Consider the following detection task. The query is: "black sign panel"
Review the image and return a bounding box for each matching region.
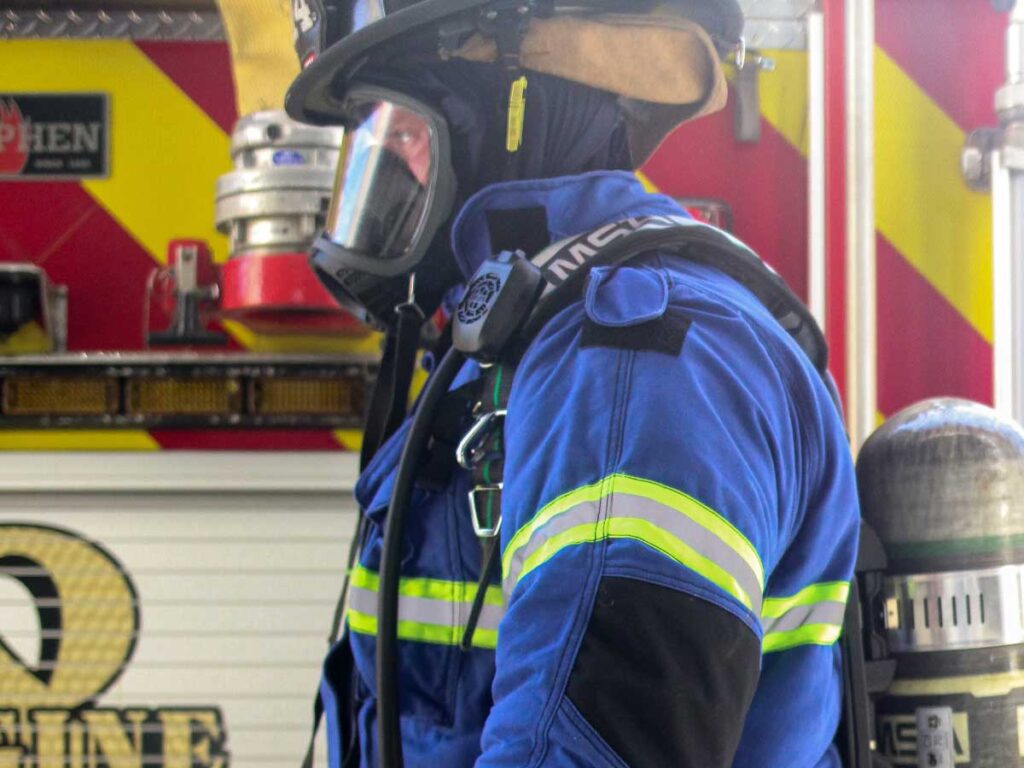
[0,94,109,179]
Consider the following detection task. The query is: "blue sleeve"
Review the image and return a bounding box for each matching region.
[476,262,850,767]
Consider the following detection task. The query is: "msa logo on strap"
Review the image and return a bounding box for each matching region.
[530,214,759,286]
[533,215,698,283]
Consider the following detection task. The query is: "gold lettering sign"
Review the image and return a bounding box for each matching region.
[0,524,229,767]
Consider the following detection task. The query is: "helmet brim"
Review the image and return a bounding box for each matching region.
[286,0,743,126]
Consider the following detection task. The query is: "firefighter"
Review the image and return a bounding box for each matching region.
[287,1,860,766]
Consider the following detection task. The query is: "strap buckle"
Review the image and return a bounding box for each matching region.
[455,409,507,470]
[468,484,503,538]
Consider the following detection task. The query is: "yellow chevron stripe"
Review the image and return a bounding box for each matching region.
[874,48,992,342]
[221,321,384,355]
[0,322,52,355]
[333,429,363,450]
[756,48,992,343]
[0,430,159,451]
[758,50,809,157]
[0,41,230,265]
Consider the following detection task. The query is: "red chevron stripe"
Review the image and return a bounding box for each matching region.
[876,0,1004,133]
[877,234,992,415]
[0,183,170,350]
[0,182,97,263]
[643,102,809,300]
[135,41,238,134]
[0,182,237,351]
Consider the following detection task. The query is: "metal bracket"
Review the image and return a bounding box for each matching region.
[962,127,1003,191]
[732,51,776,143]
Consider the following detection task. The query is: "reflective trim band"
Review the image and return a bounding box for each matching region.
[502,474,764,613]
[761,623,843,654]
[346,565,503,650]
[761,582,850,653]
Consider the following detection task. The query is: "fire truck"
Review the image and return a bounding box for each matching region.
[0,0,1018,766]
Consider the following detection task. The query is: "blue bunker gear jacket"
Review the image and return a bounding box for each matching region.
[320,170,860,768]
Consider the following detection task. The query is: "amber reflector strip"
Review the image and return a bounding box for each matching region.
[4,377,117,416]
[127,378,240,416]
[253,378,358,416]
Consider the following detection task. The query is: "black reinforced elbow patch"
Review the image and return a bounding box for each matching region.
[566,576,761,768]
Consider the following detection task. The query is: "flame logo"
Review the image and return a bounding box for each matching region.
[0,100,28,175]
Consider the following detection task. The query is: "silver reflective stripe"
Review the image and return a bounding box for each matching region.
[762,599,847,635]
[503,492,764,615]
[348,585,505,632]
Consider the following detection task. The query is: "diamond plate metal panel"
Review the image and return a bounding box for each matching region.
[1,3,809,47]
[740,0,816,20]
[741,0,813,48]
[0,8,224,39]
[744,19,808,49]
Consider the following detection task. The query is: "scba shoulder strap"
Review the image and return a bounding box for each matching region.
[452,215,830,556]
[452,216,889,768]
[452,213,830,645]
[453,214,828,374]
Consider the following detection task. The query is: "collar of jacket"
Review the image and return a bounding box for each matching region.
[450,170,689,279]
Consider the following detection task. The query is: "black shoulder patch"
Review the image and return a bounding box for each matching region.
[486,207,550,256]
[580,315,690,356]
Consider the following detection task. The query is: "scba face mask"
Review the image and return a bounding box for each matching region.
[311,85,456,328]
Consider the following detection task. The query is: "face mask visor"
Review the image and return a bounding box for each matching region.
[314,87,455,281]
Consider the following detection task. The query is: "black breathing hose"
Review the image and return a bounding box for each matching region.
[376,348,467,768]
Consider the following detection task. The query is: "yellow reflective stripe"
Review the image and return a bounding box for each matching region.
[347,609,499,650]
[503,474,764,589]
[762,623,843,654]
[503,478,607,576]
[347,565,503,650]
[761,581,850,653]
[614,475,764,588]
[762,582,850,619]
[517,518,756,611]
[350,565,503,607]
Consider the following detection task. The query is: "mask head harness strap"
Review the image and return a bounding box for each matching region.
[361,274,426,470]
[478,3,533,179]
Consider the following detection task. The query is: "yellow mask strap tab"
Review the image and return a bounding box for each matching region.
[506,75,528,153]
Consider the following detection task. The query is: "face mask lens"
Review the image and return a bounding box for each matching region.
[324,97,437,267]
